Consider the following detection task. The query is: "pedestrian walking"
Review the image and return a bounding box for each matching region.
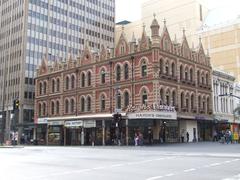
[134,133,139,146]
[181,129,185,143]
[186,132,189,142]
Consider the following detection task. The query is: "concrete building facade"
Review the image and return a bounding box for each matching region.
[0,0,115,143]
[35,17,213,146]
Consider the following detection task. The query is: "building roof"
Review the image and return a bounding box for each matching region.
[116,20,131,25]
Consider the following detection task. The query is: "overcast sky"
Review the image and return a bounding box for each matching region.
[115,0,240,23]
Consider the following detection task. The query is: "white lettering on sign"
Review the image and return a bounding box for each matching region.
[65,120,83,127]
[128,111,177,120]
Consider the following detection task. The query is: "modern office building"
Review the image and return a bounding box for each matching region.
[116,0,209,46]
[0,0,115,143]
[35,16,213,146]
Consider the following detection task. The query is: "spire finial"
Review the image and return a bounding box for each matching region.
[163,18,166,25]
[121,25,124,32]
[183,28,185,35]
[153,13,156,19]
[199,36,202,42]
[143,23,146,30]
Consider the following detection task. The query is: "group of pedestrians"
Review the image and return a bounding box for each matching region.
[217,130,233,144]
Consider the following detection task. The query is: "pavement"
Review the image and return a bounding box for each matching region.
[0,142,240,180]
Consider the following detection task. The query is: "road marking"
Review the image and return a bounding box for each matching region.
[92,166,106,170]
[146,175,163,180]
[209,163,221,167]
[232,159,240,162]
[111,163,124,167]
[224,160,231,164]
[183,168,196,172]
[165,173,174,177]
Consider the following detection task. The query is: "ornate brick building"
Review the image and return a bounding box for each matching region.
[35,17,213,145]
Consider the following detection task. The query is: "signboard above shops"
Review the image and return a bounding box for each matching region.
[84,120,96,128]
[37,118,48,124]
[127,111,177,120]
[65,120,83,127]
[48,121,64,126]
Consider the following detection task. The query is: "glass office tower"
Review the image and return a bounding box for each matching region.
[0,0,115,142]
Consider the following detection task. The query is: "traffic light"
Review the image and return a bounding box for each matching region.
[13,99,20,110]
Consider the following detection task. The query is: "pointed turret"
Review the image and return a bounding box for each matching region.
[130,32,137,53]
[151,13,160,47]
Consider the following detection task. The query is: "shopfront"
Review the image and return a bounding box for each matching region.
[35,118,48,145]
[127,110,178,144]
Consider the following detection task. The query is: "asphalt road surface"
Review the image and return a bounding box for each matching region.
[1,142,240,180]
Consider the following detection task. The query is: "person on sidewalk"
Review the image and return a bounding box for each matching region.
[181,129,185,143]
[186,132,189,142]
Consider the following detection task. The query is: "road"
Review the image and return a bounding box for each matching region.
[0,142,240,180]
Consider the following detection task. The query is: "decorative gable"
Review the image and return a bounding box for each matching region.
[39,58,48,75]
[181,29,191,59]
[100,45,107,61]
[139,24,150,51]
[115,29,129,57]
[160,22,172,52]
[81,41,93,66]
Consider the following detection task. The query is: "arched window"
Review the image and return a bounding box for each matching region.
[43,81,47,94]
[51,79,55,93]
[197,71,200,85]
[141,60,147,77]
[71,75,75,89]
[65,99,69,113]
[159,59,163,75]
[38,103,42,116]
[66,76,69,90]
[124,91,129,108]
[87,96,91,111]
[116,91,121,109]
[172,91,176,106]
[198,96,201,110]
[181,92,184,109]
[51,101,55,115]
[101,95,105,111]
[160,89,164,105]
[124,64,129,80]
[56,79,60,92]
[190,68,193,82]
[116,65,121,81]
[70,99,75,113]
[191,94,194,109]
[185,67,188,80]
[207,97,210,112]
[142,89,148,105]
[39,82,43,95]
[81,73,85,87]
[165,62,169,75]
[206,73,209,85]
[185,94,189,112]
[43,103,46,116]
[81,97,85,112]
[202,98,206,113]
[56,101,60,114]
[201,73,205,84]
[180,65,183,80]
[171,62,175,77]
[101,69,105,84]
[87,71,91,86]
[166,91,170,106]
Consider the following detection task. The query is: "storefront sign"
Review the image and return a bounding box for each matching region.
[48,121,64,126]
[65,120,83,127]
[83,120,96,128]
[128,111,177,120]
[37,118,48,124]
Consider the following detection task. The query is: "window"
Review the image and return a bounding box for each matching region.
[181,92,184,108]
[207,97,209,112]
[65,99,69,113]
[116,65,121,81]
[159,59,163,75]
[101,95,105,111]
[43,81,47,94]
[198,96,201,110]
[124,91,129,108]
[66,76,69,90]
[38,103,41,116]
[186,95,189,111]
[191,94,194,109]
[141,61,147,77]
[160,89,164,105]
[81,73,85,87]
[171,62,175,77]
[43,103,46,116]
[142,89,148,105]
[190,68,193,81]
[56,79,60,92]
[71,75,75,89]
[56,101,60,114]
[124,64,129,80]
[51,79,55,93]
[87,71,91,86]
[166,90,170,106]
[165,62,169,75]
[101,69,105,84]
[172,91,176,106]
[87,96,91,111]
[117,91,121,109]
[197,71,200,85]
[180,65,183,80]
[206,73,209,85]
[51,101,54,115]
[70,99,75,113]
[185,67,188,80]
[39,82,43,95]
[81,97,85,112]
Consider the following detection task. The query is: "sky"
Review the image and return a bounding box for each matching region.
[115,0,240,24]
